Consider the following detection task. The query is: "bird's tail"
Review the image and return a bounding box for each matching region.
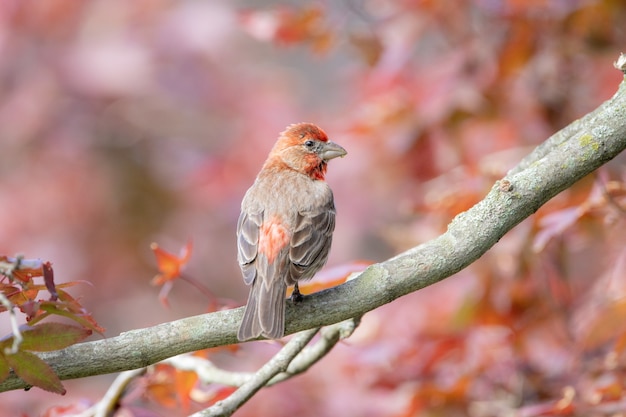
[237,280,287,341]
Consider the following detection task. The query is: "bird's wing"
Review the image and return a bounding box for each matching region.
[236,209,262,285]
[288,198,336,282]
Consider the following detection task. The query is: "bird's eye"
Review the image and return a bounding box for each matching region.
[304,140,315,148]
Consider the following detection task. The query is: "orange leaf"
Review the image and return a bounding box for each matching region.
[239,6,334,54]
[151,241,193,286]
[146,364,212,409]
[34,294,105,334]
[174,369,198,411]
[579,298,626,351]
[592,379,623,402]
[289,261,371,295]
[194,345,240,357]
[1,284,40,308]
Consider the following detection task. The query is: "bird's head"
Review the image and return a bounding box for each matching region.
[267,123,347,180]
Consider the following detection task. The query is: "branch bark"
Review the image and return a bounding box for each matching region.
[1,75,625,394]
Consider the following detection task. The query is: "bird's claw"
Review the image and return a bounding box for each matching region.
[291,284,304,303]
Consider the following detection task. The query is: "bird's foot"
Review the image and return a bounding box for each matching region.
[291,283,304,303]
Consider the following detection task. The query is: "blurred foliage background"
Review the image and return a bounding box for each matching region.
[1,0,626,416]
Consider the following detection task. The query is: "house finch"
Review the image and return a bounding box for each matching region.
[237,123,347,341]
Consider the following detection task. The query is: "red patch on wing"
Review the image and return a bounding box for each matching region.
[258,218,291,264]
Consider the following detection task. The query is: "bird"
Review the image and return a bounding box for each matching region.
[236,123,346,341]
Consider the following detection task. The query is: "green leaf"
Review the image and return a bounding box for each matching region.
[5,350,65,394]
[39,295,105,334]
[20,323,92,352]
[0,354,10,382]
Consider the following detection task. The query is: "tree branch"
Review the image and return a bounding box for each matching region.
[267,317,359,385]
[191,328,320,417]
[163,317,359,389]
[1,73,625,394]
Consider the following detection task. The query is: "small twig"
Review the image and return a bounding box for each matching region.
[0,292,23,355]
[190,328,320,417]
[73,368,147,417]
[164,355,249,387]
[95,368,146,417]
[268,317,360,385]
[180,274,218,302]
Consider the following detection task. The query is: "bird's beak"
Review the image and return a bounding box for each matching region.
[319,141,347,161]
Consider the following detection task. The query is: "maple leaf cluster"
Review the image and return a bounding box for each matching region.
[0,257,103,394]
